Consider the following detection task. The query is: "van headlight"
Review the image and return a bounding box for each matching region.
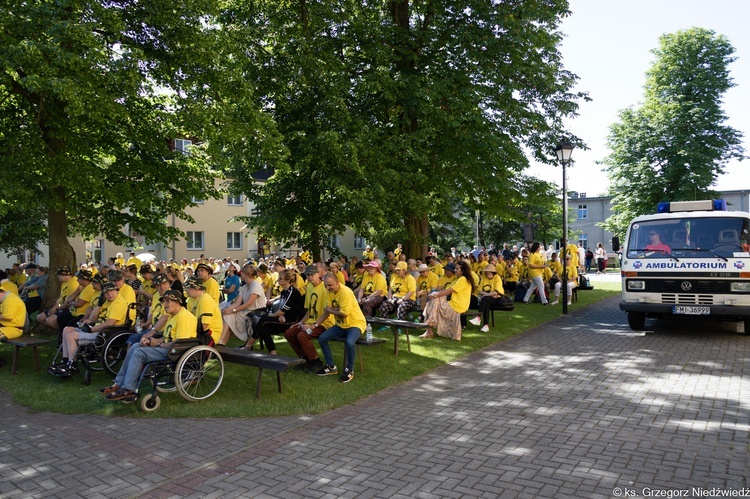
[730,282,750,292]
[627,280,645,291]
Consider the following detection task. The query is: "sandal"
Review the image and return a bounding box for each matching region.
[99,384,120,395]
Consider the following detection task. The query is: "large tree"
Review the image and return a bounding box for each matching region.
[602,27,745,237]
[0,0,278,303]
[227,0,586,260]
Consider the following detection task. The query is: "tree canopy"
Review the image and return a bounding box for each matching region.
[602,27,745,237]
[227,0,586,260]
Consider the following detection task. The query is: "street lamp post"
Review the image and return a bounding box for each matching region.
[555,140,574,314]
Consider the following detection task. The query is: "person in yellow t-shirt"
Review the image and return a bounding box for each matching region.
[467,264,506,332]
[356,260,387,317]
[415,263,439,318]
[185,276,222,344]
[427,255,444,277]
[284,265,336,372]
[55,270,95,333]
[125,251,142,270]
[564,240,580,270]
[378,261,417,320]
[0,283,26,341]
[37,266,81,333]
[437,262,457,290]
[420,260,475,341]
[313,274,367,382]
[522,242,550,305]
[0,270,19,295]
[102,289,198,402]
[504,255,520,292]
[551,254,579,306]
[52,282,129,376]
[257,263,275,300]
[109,270,137,325]
[195,263,220,304]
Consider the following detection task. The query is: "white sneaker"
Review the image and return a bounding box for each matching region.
[469,315,481,326]
[567,302,572,306]
[550,300,559,305]
[480,325,489,333]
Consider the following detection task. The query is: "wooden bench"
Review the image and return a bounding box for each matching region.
[571,285,594,303]
[367,317,429,355]
[330,336,386,372]
[215,346,305,400]
[2,336,51,375]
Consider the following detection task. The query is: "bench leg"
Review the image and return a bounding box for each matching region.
[33,346,42,372]
[356,345,363,372]
[255,367,264,400]
[12,345,21,375]
[277,371,283,394]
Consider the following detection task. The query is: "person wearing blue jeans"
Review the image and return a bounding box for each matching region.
[101,290,197,401]
[312,274,366,383]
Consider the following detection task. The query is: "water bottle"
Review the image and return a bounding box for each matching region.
[366,324,373,343]
[135,317,143,334]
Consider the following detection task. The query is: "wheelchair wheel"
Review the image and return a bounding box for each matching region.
[155,372,177,393]
[101,331,131,376]
[174,345,224,401]
[140,393,161,412]
[83,369,92,386]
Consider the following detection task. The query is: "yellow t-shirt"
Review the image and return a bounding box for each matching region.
[164,307,198,342]
[429,262,445,277]
[269,272,281,298]
[389,274,416,299]
[259,273,275,296]
[0,292,26,339]
[529,253,545,279]
[1,280,19,296]
[187,293,222,344]
[295,273,307,297]
[72,283,95,316]
[549,260,562,277]
[304,281,335,329]
[437,274,456,290]
[360,273,387,296]
[126,257,143,270]
[478,275,504,296]
[10,272,26,287]
[565,244,579,269]
[149,291,166,332]
[203,277,220,303]
[118,283,137,323]
[326,285,366,333]
[448,276,472,314]
[59,277,80,305]
[98,295,128,326]
[416,272,439,294]
[505,263,519,283]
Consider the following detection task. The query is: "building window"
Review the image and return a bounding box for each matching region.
[578,204,588,220]
[175,139,192,155]
[329,235,340,250]
[191,196,204,204]
[227,232,243,250]
[228,194,243,206]
[354,234,366,250]
[579,233,588,249]
[186,231,204,250]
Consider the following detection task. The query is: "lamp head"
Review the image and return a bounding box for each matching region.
[555,140,574,163]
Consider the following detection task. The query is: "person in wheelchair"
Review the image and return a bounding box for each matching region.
[50,281,129,376]
[102,289,197,402]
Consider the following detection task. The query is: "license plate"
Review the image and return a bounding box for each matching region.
[673,306,710,315]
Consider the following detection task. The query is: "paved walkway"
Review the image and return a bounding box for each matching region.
[2,295,749,498]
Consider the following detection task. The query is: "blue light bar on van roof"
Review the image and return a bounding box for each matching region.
[657,200,727,213]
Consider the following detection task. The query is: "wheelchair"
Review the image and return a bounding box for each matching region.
[132,318,224,412]
[48,304,137,385]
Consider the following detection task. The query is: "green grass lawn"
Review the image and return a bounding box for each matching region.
[1,282,620,418]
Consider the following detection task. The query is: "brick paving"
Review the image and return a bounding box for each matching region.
[2,295,749,498]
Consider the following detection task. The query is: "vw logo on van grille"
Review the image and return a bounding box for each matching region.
[681,281,693,291]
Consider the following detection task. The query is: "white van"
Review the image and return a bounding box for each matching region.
[620,200,750,333]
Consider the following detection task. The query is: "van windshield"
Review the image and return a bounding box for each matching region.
[626,216,750,259]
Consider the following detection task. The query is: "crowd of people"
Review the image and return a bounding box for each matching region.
[0,239,604,390]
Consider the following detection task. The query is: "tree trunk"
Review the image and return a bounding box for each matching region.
[404,213,429,260]
[43,204,76,310]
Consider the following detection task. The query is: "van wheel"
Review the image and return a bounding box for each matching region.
[628,312,646,331]
[744,318,750,336]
